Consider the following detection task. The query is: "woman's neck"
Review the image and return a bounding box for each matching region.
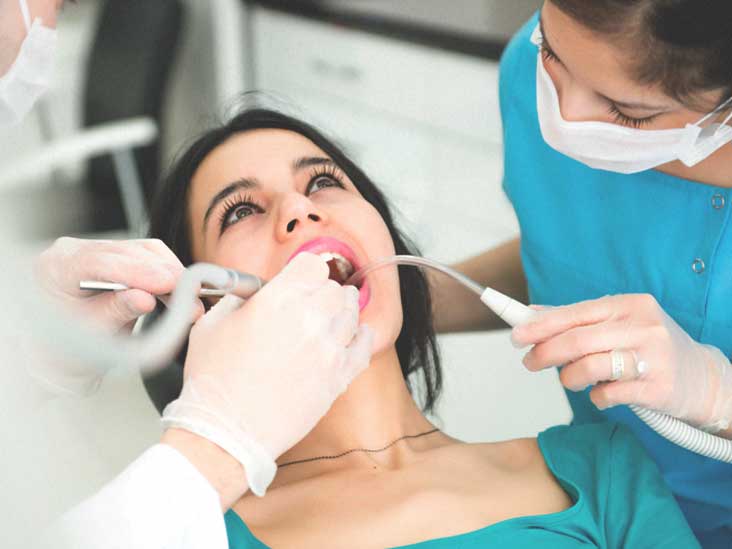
[274,346,444,476]
[656,142,732,187]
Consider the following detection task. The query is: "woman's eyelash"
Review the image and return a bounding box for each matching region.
[307,164,346,193]
[218,193,264,233]
[215,166,345,235]
[607,104,658,129]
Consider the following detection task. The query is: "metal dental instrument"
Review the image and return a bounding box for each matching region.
[80,269,266,299]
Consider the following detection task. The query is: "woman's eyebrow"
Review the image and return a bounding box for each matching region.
[202,177,259,232]
[292,156,335,172]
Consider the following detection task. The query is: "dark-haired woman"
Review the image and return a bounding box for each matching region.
[147,108,696,548]
[432,2,732,545]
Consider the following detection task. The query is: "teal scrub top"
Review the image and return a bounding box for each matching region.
[224,423,697,548]
[500,13,732,546]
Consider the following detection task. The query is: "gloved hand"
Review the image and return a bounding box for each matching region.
[28,237,205,397]
[35,237,204,332]
[161,253,374,496]
[512,294,732,434]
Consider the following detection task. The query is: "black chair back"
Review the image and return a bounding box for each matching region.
[84,0,184,232]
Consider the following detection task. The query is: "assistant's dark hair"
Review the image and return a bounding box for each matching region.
[148,108,442,412]
[550,0,732,110]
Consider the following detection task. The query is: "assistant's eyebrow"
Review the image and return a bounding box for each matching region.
[202,177,260,232]
[292,156,336,172]
[599,93,672,112]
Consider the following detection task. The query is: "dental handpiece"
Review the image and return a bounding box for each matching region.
[346,255,537,327]
[79,268,266,299]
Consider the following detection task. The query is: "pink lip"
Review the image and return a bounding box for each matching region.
[288,237,371,312]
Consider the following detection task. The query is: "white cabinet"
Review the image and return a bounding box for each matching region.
[251,8,571,441]
[253,8,503,145]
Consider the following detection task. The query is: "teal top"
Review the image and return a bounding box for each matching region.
[224,423,697,548]
[500,13,732,547]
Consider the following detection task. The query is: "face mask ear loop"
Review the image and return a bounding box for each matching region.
[715,107,732,136]
[18,0,32,32]
[693,96,732,129]
[530,24,542,47]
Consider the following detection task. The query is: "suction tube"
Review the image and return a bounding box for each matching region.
[347,255,732,463]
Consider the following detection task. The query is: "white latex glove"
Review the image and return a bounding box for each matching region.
[28,237,204,397]
[161,253,374,496]
[512,294,732,434]
[35,237,204,332]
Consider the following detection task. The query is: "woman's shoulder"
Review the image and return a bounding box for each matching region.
[454,422,641,476]
[459,434,547,478]
[463,423,650,494]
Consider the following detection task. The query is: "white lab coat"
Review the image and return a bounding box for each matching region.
[48,444,229,549]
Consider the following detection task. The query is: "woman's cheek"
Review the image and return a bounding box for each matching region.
[363,270,403,356]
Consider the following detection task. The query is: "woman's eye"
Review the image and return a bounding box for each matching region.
[308,175,343,195]
[222,203,260,231]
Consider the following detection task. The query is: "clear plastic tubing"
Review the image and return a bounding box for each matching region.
[348,254,732,463]
[348,255,536,327]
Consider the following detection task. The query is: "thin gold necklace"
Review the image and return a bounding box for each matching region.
[277,428,440,468]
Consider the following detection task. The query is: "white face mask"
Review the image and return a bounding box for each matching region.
[0,0,57,127]
[531,25,732,174]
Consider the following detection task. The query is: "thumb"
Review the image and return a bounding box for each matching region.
[83,289,156,332]
[336,324,374,393]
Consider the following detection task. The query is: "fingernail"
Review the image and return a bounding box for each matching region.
[522,352,533,370]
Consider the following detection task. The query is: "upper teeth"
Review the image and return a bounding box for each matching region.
[319,252,354,280]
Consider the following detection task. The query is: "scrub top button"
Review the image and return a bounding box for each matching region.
[711,194,725,209]
[691,258,706,274]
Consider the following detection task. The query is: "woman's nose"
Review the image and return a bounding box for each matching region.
[276,193,327,240]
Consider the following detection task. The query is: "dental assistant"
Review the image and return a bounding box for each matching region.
[434,1,732,546]
[1,2,373,548]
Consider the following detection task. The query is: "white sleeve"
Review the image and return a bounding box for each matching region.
[47,444,229,549]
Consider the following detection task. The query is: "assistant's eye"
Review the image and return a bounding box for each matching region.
[218,194,264,234]
[539,40,560,64]
[607,103,659,129]
[306,165,346,195]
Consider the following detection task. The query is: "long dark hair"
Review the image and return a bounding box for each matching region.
[549,0,732,110]
[148,108,442,412]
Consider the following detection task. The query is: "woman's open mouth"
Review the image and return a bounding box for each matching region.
[288,237,371,311]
